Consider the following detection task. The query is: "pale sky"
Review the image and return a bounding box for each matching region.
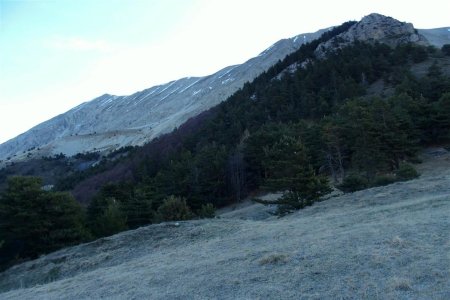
[1,0,449,144]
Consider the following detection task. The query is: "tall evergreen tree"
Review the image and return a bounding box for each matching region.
[0,176,88,268]
[259,135,331,214]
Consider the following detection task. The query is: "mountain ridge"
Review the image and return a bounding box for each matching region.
[2,13,449,164]
[0,29,328,162]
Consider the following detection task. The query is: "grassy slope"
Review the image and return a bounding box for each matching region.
[0,151,449,299]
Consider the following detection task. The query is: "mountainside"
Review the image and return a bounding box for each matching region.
[0,151,449,299]
[0,29,327,162]
[1,13,450,299]
[419,27,450,48]
[1,14,449,163]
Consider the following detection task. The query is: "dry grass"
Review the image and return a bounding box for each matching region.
[0,153,449,299]
[258,254,289,265]
[390,277,413,291]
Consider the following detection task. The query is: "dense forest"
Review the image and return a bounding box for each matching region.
[1,21,450,269]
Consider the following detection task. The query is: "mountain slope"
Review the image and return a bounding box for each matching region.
[2,16,449,163]
[0,151,449,299]
[419,27,450,48]
[0,29,327,161]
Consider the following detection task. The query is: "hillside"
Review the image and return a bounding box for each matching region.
[0,150,449,299]
[0,29,326,162]
[0,18,448,164]
[1,14,450,295]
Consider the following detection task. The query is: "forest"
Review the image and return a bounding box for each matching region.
[1,21,450,269]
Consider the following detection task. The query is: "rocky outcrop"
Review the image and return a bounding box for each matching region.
[315,13,429,58]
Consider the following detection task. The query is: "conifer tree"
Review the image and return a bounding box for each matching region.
[259,136,330,214]
[0,176,88,267]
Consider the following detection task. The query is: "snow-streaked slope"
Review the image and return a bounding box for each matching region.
[419,27,450,48]
[0,152,449,299]
[0,30,327,161]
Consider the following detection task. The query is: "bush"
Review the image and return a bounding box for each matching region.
[90,198,128,237]
[372,174,397,187]
[338,174,368,192]
[442,44,450,56]
[157,196,192,222]
[0,176,90,269]
[396,163,420,181]
[197,203,215,219]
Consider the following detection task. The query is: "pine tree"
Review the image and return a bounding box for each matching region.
[0,176,88,268]
[260,136,331,214]
[89,198,127,237]
[156,195,192,221]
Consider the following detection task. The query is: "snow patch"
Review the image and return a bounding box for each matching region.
[192,89,202,96]
[99,96,117,107]
[70,102,87,114]
[221,78,234,85]
[156,80,178,95]
[293,36,299,43]
[217,66,238,79]
[178,78,201,94]
[159,86,181,101]
[258,44,274,56]
[144,86,161,97]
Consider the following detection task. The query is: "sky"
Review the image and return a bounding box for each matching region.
[1,0,449,144]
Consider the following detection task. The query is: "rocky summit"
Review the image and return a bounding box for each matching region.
[315,13,429,58]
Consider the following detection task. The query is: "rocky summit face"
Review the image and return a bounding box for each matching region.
[315,13,429,58]
[0,29,326,162]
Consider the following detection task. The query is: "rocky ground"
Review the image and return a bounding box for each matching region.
[0,150,449,299]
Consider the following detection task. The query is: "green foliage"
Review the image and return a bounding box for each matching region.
[338,174,369,193]
[197,203,215,219]
[157,195,193,222]
[89,198,128,237]
[395,163,420,181]
[431,92,450,140]
[442,44,450,56]
[0,176,89,269]
[261,135,331,213]
[372,175,397,187]
[86,182,157,237]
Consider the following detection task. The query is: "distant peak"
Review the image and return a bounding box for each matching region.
[361,12,391,20]
[359,13,407,27]
[315,13,428,58]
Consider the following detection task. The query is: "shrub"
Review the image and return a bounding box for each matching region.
[157,196,192,222]
[91,198,128,237]
[442,44,450,56]
[197,203,215,219]
[338,174,368,192]
[372,174,397,187]
[396,163,419,181]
